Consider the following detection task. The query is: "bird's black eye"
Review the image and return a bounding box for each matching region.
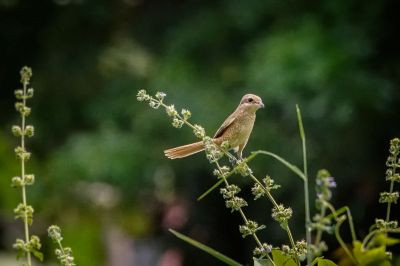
[248,98,253,103]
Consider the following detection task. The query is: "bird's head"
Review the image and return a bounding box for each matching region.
[239,94,264,112]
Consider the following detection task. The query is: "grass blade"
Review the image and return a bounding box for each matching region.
[169,229,243,266]
[252,151,306,181]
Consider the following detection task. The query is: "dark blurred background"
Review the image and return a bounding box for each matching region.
[1,0,400,265]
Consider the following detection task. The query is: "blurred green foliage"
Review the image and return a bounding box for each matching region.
[1,0,400,265]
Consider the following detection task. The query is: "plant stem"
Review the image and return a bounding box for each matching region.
[248,173,299,266]
[215,162,276,266]
[323,202,357,264]
[21,80,32,266]
[335,218,357,265]
[314,206,326,247]
[386,180,395,222]
[296,105,312,265]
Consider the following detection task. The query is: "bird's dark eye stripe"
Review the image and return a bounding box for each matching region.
[248,98,253,102]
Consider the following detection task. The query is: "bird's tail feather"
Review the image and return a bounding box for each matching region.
[164,141,205,159]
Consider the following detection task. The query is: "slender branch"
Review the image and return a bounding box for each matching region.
[20,79,32,266]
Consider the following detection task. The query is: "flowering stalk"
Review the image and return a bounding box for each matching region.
[11,67,43,265]
[48,226,76,266]
[137,90,307,264]
[362,138,400,252]
[310,170,357,263]
[380,138,400,222]
[216,162,275,265]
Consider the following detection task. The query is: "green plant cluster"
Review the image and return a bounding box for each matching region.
[10,67,75,266]
[138,90,400,266]
[11,66,43,265]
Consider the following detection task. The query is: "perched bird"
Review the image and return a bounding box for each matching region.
[164,94,264,160]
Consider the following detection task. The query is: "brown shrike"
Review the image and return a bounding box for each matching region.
[164,94,264,160]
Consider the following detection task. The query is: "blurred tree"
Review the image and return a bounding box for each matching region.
[1,0,399,265]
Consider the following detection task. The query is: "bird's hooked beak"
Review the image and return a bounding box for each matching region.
[259,101,265,108]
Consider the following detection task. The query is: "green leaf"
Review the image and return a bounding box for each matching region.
[15,249,24,260]
[251,151,306,181]
[271,249,297,266]
[353,240,390,266]
[253,257,274,266]
[373,233,400,247]
[169,229,243,266]
[316,258,337,266]
[296,104,305,141]
[32,250,44,261]
[197,178,225,201]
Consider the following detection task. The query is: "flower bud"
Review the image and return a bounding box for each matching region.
[25,125,35,137]
[25,174,35,185]
[11,176,23,187]
[20,66,32,84]
[15,89,24,99]
[11,125,22,136]
[26,88,34,98]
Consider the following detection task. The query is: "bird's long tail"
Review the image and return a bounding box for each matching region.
[164,141,205,159]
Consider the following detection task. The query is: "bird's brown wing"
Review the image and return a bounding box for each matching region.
[213,113,236,138]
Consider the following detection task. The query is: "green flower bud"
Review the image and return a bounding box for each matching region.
[13,239,26,251]
[11,176,23,187]
[137,89,150,101]
[225,196,247,212]
[253,243,273,256]
[166,105,178,117]
[20,66,32,84]
[26,88,34,98]
[272,204,293,223]
[25,125,34,137]
[48,225,63,242]
[148,100,160,109]
[11,125,22,136]
[25,174,35,185]
[193,124,205,138]
[15,89,24,99]
[181,109,191,120]
[172,118,184,128]
[155,91,166,100]
[252,183,265,200]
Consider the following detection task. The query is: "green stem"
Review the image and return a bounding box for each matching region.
[323,204,357,243]
[314,206,326,247]
[248,173,299,265]
[386,180,395,222]
[21,81,32,266]
[324,202,357,263]
[215,163,276,266]
[335,218,358,265]
[386,150,399,222]
[296,105,312,265]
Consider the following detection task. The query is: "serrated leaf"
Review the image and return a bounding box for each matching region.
[254,257,273,266]
[271,249,297,266]
[169,229,243,266]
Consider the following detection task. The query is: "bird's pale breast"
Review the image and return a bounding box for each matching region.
[219,110,255,149]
